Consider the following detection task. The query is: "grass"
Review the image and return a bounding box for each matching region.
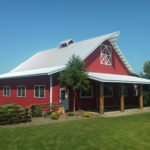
[0,113,150,150]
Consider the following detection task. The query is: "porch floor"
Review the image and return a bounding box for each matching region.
[83,106,150,117]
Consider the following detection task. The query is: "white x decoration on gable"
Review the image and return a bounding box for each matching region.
[100,44,112,65]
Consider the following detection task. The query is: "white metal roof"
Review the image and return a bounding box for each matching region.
[0,66,65,79]
[88,72,150,84]
[0,31,138,79]
[9,31,136,75]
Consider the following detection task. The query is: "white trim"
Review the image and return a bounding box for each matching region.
[133,86,138,97]
[17,85,26,97]
[34,85,45,98]
[80,86,93,99]
[100,44,112,66]
[104,85,113,97]
[50,75,52,103]
[0,66,65,79]
[3,86,11,97]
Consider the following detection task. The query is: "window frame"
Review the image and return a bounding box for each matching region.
[17,85,26,97]
[3,86,11,97]
[34,85,45,98]
[133,86,138,97]
[100,44,112,66]
[80,86,93,99]
[104,85,113,97]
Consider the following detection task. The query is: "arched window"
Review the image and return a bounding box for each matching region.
[100,44,112,65]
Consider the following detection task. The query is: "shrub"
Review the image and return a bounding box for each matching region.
[0,105,32,125]
[50,112,59,120]
[143,91,150,105]
[34,105,42,117]
[68,112,74,116]
[0,104,22,111]
[83,112,91,117]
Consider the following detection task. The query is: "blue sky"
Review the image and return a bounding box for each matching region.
[0,0,150,74]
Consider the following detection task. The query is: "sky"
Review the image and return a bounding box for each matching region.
[0,0,150,74]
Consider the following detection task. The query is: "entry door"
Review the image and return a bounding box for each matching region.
[60,88,69,110]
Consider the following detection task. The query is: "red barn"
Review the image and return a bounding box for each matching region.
[0,31,150,114]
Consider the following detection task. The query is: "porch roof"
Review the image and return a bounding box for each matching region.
[88,72,150,84]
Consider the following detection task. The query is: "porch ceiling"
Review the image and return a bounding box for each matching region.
[88,72,150,84]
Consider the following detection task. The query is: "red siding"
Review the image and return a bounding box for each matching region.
[0,76,50,108]
[84,40,131,75]
[0,40,138,110]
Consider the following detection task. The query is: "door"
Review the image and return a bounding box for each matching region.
[60,88,69,110]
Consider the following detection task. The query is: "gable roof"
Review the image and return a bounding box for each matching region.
[9,31,136,75]
[0,31,137,79]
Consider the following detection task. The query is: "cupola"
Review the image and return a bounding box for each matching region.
[59,39,74,48]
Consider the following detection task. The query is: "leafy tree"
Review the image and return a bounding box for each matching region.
[140,61,150,105]
[58,55,89,113]
[141,61,150,79]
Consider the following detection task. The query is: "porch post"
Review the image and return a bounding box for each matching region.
[100,83,104,114]
[120,84,124,112]
[139,85,143,109]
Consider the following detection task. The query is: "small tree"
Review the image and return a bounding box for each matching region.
[140,61,150,79]
[58,55,89,113]
[140,61,150,105]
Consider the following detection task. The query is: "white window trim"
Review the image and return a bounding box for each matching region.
[133,86,138,97]
[17,85,26,97]
[3,86,11,97]
[80,86,93,99]
[34,85,45,98]
[104,85,113,97]
[100,44,112,66]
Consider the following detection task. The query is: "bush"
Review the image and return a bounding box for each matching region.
[143,91,150,105]
[0,105,32,125]
[0,104,22,111]
[83,112,91,117]
[50,112,59,120]
[34,105,42,117]
[68,112,74,116]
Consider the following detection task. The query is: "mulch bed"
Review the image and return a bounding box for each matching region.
[0,111,99,128]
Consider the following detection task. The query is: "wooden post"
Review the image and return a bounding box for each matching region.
[139,85,143,109]
[100,83,104,114]
[120,84,124,112]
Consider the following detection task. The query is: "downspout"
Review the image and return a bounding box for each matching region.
[50,75,53,104]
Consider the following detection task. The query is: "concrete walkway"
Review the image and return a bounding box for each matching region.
[102,107,150,117]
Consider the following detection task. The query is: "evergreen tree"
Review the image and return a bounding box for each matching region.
[58,55,89,113]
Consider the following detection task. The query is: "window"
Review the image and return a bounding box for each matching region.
[17,86,26,97]
[104,85,113,97]
[80,86,93,98]
[34,85,45,98]
[100,44,112,65]
[3,86,10,96]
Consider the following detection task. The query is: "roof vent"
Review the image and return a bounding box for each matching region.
[59,39,74,48]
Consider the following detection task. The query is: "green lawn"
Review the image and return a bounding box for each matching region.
[1,113,150,150]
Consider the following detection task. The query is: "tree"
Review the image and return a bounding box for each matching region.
[58,55,89,113]
[143,61,150,79]
[140,61,150,105]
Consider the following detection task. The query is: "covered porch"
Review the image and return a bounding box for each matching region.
[86,72,150,114]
